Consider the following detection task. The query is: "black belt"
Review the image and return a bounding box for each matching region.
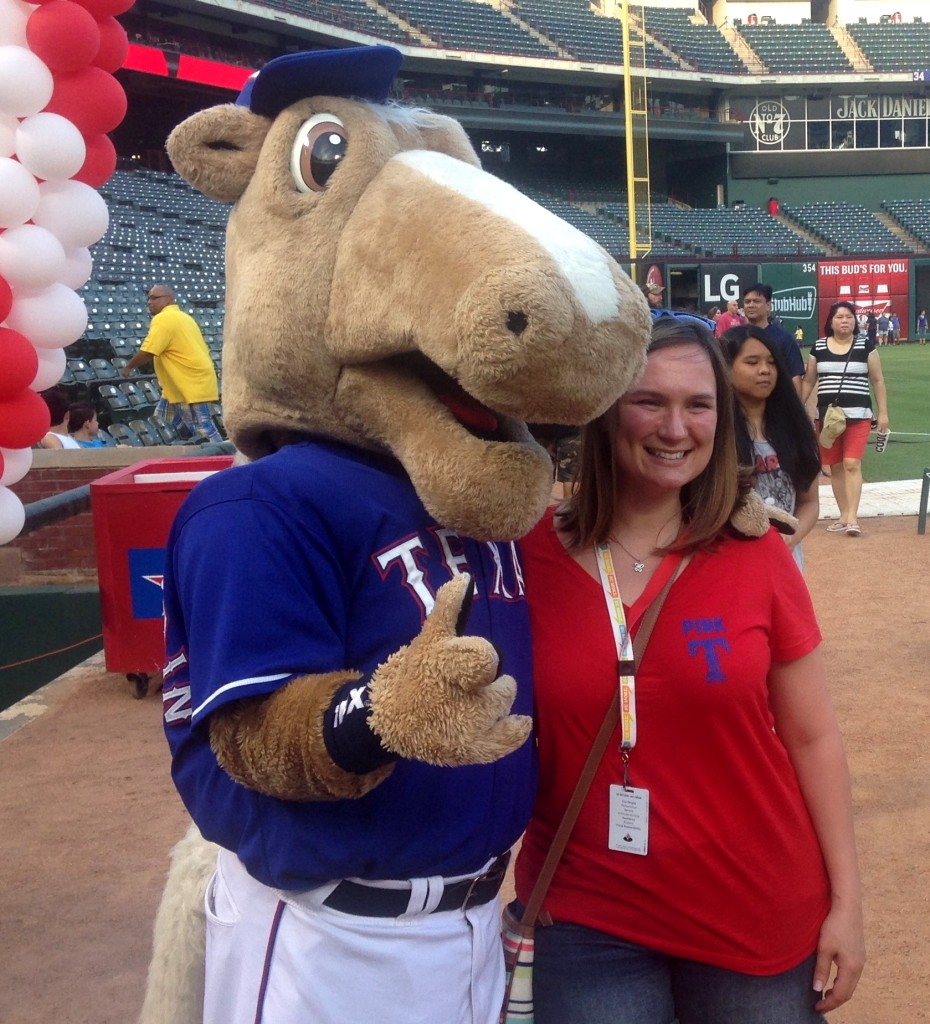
[322,852,510,918]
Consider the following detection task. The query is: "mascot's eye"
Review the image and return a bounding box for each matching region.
[290,114,347,193]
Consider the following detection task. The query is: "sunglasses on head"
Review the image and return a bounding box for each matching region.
[649,308,717,330]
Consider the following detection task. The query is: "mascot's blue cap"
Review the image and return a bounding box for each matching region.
[237,45,404,117]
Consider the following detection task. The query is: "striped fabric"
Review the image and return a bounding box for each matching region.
[809,335,874,421]
[501,913,536,1022]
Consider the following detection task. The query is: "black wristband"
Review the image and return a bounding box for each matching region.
[322,674,399,775]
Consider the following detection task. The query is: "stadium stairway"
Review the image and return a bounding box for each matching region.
[830,24,873,73]
[775,214,841,257]
[496,3,566,58]
[874,211,925,253]
[721,25,766,73]
[369,0,435,46]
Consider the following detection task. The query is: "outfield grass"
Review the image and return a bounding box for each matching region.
[839,344,930,484]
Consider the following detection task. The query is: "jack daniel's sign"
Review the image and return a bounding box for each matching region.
[833,96,930,119]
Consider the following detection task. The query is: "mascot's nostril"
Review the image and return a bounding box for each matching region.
[506,310,529,336]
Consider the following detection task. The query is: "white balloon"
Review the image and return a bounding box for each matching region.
[0,485,25,545]
[0,155,40,228]
[0,111,16,157]
[34,179,109,248]
[15,112,86,182]
[5,283,87,349]
[30,343,66,390]
[0,45,53,118]
[58,246,93,290]
[0,223,66,289]
[0,0,29,47]
[0,444,31,486]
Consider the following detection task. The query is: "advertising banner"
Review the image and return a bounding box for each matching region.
[699,263,760,311]
[760,261,819,346]
[818,258,909,330]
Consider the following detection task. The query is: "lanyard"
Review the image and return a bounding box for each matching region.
[594,543,637,784]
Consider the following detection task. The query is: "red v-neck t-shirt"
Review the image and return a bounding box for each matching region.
[515,508,829,974]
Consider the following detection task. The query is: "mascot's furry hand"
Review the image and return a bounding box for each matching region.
[210,573,530,802]
[730,488,798,537]
[368,573,531,766]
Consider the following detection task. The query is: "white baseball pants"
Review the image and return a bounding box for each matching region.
[203,848,505,1024]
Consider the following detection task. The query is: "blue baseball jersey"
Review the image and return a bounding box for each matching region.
[162,438,537,889]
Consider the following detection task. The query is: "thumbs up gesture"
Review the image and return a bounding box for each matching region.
[368,573,532,766]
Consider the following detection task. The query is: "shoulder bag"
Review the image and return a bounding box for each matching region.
[500,557,688,1024]
[819,338,857,449]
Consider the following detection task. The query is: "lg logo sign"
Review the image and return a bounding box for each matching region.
[702,268,746,304]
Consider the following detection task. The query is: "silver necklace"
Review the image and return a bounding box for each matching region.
[611,536,649,573]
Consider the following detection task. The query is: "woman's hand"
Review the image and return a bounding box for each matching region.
[812,894,865,1012]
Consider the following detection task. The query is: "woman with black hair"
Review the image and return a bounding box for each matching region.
[720,324,821,569]
[801,300,889,537]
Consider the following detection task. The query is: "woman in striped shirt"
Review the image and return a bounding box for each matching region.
[801,300,889,537]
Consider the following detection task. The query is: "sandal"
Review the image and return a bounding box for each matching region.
[826,521,848,533]
[846,523,862,537]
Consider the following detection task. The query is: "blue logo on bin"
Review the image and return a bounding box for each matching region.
[129,547,166,620]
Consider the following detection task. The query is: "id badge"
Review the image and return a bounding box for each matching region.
[608,785,649,856]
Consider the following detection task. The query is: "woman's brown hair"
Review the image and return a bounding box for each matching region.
[557,317,742,552]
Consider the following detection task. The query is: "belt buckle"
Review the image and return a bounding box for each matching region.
[460,851,509,912]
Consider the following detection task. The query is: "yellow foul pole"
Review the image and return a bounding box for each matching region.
[620,0,651,280]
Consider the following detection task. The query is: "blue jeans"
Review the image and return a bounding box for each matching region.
[531,919,825,1024]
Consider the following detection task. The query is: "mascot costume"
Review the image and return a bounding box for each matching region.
[140,44,784,1024]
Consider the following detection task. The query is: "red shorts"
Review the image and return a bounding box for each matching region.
[818,417,871,465]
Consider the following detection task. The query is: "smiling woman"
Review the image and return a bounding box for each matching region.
[510,314,865,1024]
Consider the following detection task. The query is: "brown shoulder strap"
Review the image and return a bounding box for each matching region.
[520,555,690,927]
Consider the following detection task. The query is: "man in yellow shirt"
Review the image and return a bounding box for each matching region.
[121,285,223,443]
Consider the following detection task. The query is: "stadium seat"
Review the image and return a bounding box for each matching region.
[96,384,135,425]
[89,358,119,380]
[106,422,144,447]
[128,419,162,446]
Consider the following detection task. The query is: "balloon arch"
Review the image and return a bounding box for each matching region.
[0,0,130,544]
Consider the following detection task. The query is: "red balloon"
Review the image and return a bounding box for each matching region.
[0,275,12,322]
[44,67,127,136]
[0,388,51,449]
[0,329,40,398]
[72,0,135,17]
[74,132,117,187]
[92,16,129,73]
[27,1,101,72]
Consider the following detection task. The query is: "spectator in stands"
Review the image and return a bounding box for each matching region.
[802,300,890,538]
[68,403,106,448]
[641,282,665,309]
[38,388,81,449]
[121,285,223,444]
[720,324,820,570]
[917,310,927,345]
[714,298,743,337]
[741,284,805,391]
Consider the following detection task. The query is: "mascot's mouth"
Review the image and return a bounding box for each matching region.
[385,352,504,440]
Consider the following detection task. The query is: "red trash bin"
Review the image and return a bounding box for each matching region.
[91,456,234,697]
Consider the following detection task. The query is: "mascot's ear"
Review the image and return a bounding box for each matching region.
[167,104,272,203]
[406,110,481,169]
